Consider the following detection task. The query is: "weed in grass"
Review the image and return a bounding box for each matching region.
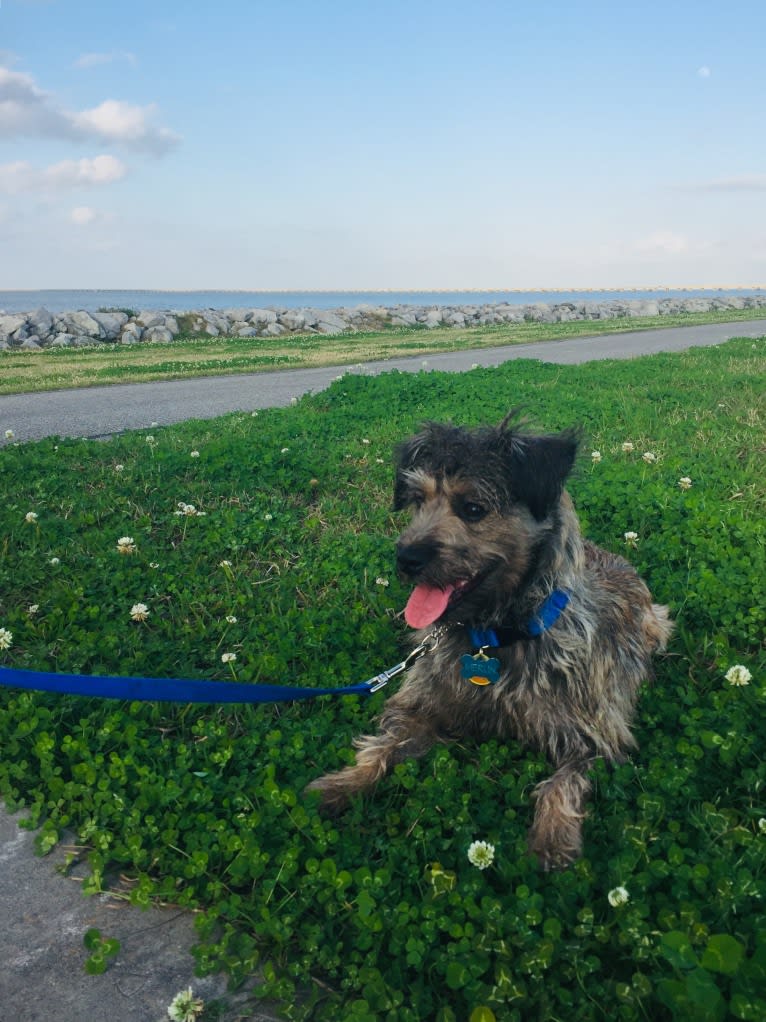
[0,337,764,1020]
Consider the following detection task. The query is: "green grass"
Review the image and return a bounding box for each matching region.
[2,305,766,394]
[1,336,765,1021]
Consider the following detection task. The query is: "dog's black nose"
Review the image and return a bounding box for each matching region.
[396,541,436,578]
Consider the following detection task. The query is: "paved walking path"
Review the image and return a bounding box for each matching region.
[1,316,765,1021]
[2,318,765,443]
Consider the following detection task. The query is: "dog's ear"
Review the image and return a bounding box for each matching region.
[507,428,580,521]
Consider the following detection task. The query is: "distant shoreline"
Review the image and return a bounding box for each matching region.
[3,294,766,351]
[1,286,765,316]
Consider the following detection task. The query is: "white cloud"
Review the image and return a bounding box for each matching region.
[0,64,179,154]
[75,51,137,69]
[635,231,689,257]
[0,154,127,193]
[71,100,177,153]
[695,175,766,192]
[697,66,712,78]
[70,205,98,225]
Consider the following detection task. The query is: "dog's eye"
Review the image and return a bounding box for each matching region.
[460,500,487,522]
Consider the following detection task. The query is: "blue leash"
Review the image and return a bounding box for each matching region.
[0,639,433,705]
[0,591,569,705]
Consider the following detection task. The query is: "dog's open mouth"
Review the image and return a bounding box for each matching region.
[404,575,483,629]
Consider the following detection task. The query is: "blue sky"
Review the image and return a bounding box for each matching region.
[1,0,765,289]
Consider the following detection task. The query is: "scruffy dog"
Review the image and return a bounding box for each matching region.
[307,414,673,868]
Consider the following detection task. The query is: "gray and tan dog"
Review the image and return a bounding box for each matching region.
[308,414,673,868]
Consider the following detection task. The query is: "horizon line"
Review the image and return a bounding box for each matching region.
[2,284,765,294]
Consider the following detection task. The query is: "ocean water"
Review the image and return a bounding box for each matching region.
[0,287,764,315]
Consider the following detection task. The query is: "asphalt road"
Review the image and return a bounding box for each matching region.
[2,318,765,444]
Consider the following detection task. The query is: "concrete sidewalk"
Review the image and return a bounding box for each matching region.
[0,805,280,1021]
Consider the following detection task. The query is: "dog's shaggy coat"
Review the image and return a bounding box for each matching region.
[308,416,672,868]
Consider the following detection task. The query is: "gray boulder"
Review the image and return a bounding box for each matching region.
[50,333,78,348]
[59,311,103,338]
[91,311,129,338]
[249,309,278,326]
[136,311,165,329]
[120,322,143,343]
[28,307,54,337]
[144,326,175,343]
[263,322,287,336]
[0,314,27,340]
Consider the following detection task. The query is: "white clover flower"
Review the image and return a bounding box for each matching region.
[624,531,639,548]
[49,557,60,565]
[145,435,155,445]
[263,512,273,521]
[219,559,232,567]
[114,464,125,472]
[28,604,39,615]
[725,664,752,687]
[362,438,371,445]
[0,627,12,650]
[678,477,692,490]
[281,447,290,454]
[5,429,15,440]
[116,536,136,554]
[175,502,200,517]
[467,840,495,870]
[591,451,602,463]
[375,577,390,587]
[225,615,237,624]
[130,602,150,622]
[190,450,200,458]
[642,451,657,464]
[758,818,766,834]
[290,397,298,406]
[25,511,39,523]
[149,562,160,569]
[621,441,635,453]
[167,987,204,1021]
[608,886,630,907]
[221,652,237,664]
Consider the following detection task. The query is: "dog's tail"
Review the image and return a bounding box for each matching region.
[646,603,674,652]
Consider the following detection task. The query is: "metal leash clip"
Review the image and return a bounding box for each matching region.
[365,626,447,693]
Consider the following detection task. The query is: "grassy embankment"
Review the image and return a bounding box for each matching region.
[1,305,765,394]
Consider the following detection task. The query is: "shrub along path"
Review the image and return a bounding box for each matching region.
[2,317,765,443]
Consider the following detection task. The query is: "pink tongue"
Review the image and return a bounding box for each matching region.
[404,584,455,629]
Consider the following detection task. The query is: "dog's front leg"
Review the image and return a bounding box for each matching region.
[306,697,441,814]
[528,757,594,870]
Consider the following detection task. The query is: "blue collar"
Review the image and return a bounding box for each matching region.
[468,588,570,649]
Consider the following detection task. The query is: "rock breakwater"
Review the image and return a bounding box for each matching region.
[2,295,765,350]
